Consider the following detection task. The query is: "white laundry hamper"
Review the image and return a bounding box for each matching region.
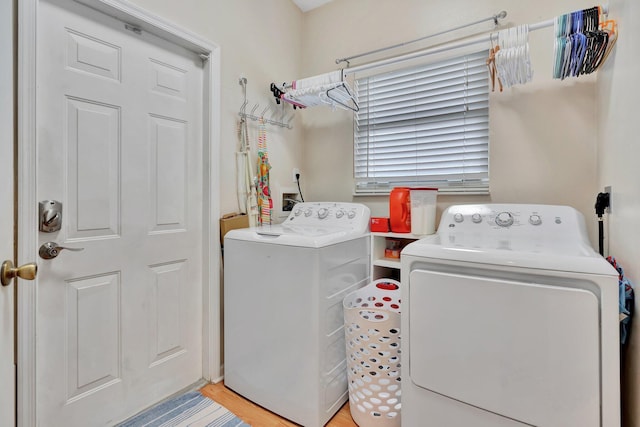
[343,278,401,427]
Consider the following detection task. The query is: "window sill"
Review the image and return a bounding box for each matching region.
[353,188,490,197]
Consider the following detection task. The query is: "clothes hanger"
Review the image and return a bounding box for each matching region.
[486,35,503,92]
[597,19,617,69]
[323,70,359,112]
[495,28,512,87]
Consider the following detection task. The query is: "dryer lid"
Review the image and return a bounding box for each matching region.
[402,204,617,276]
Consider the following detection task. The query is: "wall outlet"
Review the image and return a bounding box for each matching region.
[292,168,300,183]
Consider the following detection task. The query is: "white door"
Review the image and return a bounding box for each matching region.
[1,0,16,425]
[36,0,204,424]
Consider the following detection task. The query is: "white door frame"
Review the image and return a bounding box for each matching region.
[1,0,16,426]
[17,1,221,425]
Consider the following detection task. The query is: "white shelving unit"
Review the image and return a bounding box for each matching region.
[371,232,426,281]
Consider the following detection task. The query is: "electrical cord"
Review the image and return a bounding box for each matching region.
[296,173,305,202]
[595,191,610,256]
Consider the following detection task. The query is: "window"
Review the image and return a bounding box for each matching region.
[354,50,490,194]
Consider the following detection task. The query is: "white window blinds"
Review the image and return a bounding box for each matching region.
[354,50,490,194]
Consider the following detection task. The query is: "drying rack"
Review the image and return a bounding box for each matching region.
[271,70,359,112]
[239,77,294,129]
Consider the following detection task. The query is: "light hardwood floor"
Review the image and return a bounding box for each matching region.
[200,381,358,427]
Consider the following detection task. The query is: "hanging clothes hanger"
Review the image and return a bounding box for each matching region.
[597,19,617,69]
[553,5,617,80]
[494,24,532,88]
[323,71,359,111]
[486,35,503,92]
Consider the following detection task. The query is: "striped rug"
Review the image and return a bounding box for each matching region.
[118,391,250,427]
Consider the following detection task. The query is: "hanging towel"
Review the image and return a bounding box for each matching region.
[257,118,272,225]
[606,256,635,346]
[291,70,342,90]
[236,118,249,213]
[283,82,344,108]
[236,118,259,227]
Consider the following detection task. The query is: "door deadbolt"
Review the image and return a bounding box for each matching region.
[39,242,84,260]
[39,200,63,233]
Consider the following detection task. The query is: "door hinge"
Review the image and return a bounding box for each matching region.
[124,23,142,35]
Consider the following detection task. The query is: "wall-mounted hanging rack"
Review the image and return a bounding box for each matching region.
[239,77,294,129]
[335,10,507,66]
[271,70,359,112]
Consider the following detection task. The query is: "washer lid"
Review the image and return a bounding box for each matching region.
[225,202,371,248]
[225,224,364,248]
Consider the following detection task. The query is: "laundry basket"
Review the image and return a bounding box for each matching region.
[343,278,401,427]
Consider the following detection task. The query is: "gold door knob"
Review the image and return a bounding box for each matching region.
[1,260,38,286]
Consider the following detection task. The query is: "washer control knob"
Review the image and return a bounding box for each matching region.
[495,212,514,227]
[347,210,356,219]
[453,213,464,223]
[304,208,313,217]
[471,213,482,223]
[294,209,302,216]
[336,210,344,218]
[318,208,329,219]
[529,214,542,226]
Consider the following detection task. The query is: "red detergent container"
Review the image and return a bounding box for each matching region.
[389,187,411,233]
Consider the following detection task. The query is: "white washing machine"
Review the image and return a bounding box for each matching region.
[400,204,620,427]
[224,202,371,427]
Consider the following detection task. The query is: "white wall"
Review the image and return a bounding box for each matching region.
[299,0,603,246]
[597,0,640,425]
[128,0,306,222]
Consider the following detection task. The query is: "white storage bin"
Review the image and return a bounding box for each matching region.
[343,279,401,427]
[410,187,437,235]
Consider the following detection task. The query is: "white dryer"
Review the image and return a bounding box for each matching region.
[224,202,371,427]
[400,204,620,427]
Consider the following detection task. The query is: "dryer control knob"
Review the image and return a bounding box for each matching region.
[294,209,302,216]
[347,210,356,219]
[318,208,329,219]
[453,213,464,223]
[495,212,514,227]
[304,209,313,217]
[336,210,344,218]
[529,214,542,226]
[471,213,482,223]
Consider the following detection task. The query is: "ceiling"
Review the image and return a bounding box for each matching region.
[292,0,333,12]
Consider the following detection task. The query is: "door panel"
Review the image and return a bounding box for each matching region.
[1,0,15,425]
[67,97,120,239]
[37,0,204,424]
[149,116,187,232]
[408,269,600,427]
[149,261,187,364]
[66,272,121,400]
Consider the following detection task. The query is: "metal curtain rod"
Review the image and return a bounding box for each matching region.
[343,24,537,76]
[343,4,609,76]
[335,10,507,66]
